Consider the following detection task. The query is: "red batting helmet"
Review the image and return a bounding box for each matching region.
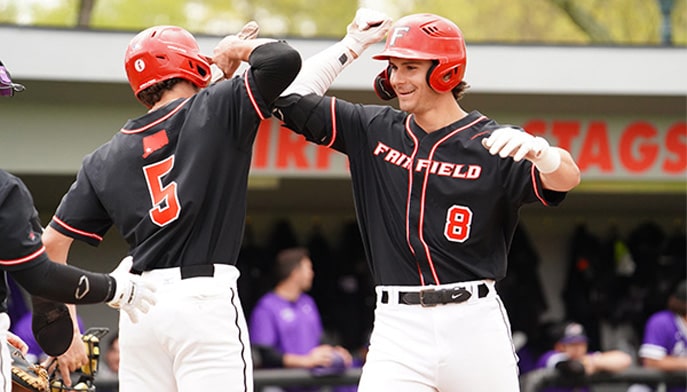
[125,26,211,99]
[372,14,467,93]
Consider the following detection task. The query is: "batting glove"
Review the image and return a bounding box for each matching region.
[107,256,157,323]
[342,8,393,58]
[482,127,561,173]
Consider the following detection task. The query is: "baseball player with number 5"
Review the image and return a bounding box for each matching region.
[41,23,301,391]
[273,10,581,391]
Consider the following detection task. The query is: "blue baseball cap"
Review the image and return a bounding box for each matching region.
[558,322,588,344]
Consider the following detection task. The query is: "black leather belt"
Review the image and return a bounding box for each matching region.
[180,264,215,279]
[381,283,489,307]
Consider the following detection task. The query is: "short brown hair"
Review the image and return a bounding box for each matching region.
[274,247,309,283]
[137,77,185,107]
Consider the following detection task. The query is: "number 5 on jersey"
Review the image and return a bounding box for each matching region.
[143,156,181,226]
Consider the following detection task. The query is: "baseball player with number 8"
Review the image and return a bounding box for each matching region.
[272,9,581,392]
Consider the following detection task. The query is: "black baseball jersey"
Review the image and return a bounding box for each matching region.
[49,71,272,273]
[0,170,48,311]
[277,96,566,286]
[0,169,123,308]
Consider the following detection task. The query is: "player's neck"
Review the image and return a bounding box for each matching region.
[148,82,199,112]
[413,98,468,133]
[274,283,302,302]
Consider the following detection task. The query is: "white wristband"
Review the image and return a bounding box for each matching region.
[534,146,562,174]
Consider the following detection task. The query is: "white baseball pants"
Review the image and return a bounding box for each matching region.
[118,264,253,392]
[358,280,520,392]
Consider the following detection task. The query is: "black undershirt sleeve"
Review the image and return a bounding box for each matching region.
[9,259,115,304]
[248,41,302,105]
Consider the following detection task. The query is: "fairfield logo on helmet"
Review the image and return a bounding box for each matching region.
[389,26,410,46]
[134,59,146,72]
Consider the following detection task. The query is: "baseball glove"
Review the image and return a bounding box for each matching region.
[8,343,49,392]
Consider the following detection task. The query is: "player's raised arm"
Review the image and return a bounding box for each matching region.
[212,24,302,105]
[280,8,392,97]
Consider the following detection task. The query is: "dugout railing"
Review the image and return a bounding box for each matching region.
[93,367,686,391]
[520,367,687,392]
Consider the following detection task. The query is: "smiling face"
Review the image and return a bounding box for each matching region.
[388,57,441,115]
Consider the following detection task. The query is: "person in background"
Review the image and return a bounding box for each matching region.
[96,332,120,392]
[535,321,632,392]
[634,280,687,392]
[0,59,156,391]
[249,247,357,392]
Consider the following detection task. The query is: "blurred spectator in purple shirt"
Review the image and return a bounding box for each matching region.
[536,321,632,392]
[249,247,356,392]
[632,280,687,392]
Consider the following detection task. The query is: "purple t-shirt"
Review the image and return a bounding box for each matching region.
[249,292,323,356]
[249,292,358,392]
[535,350,590,392]
[639,310,687,392]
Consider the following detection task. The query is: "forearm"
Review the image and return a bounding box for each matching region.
[539,148,581,192]
[281,8,391,97]
[282,353,312,368]
[10,260,115,304]
[281,41,357,97]
[584,351,632,374]
[643,356,687,372]
[42,225,73,265]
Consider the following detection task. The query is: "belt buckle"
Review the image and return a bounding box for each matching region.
[419,288,437,307]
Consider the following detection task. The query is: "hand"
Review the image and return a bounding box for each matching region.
[342,8,393,57]
[211,21,260,81]
[482,127,561,173]
[49,331,88,387]
[6,331,29,355]
[107,256,157,323]
[333,345,354,367]
[306,345,338,368]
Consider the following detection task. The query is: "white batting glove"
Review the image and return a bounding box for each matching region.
[107,256,157,323]
[482,127,562,173]
[211,21,261,82]
[341,8,393,58]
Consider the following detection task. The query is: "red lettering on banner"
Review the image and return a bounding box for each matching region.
[523,120,546,136]
[663,122,687,173]
[551,121,579,152]
[252,120,273,168]
[251,118,684,178]
[315,145,336,169]
[578,122,613,172]
[276,126,309,168]
[619,122,659,173]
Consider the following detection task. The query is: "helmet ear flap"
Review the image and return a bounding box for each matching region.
[374,65,396,101]
[427,61,464,93]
